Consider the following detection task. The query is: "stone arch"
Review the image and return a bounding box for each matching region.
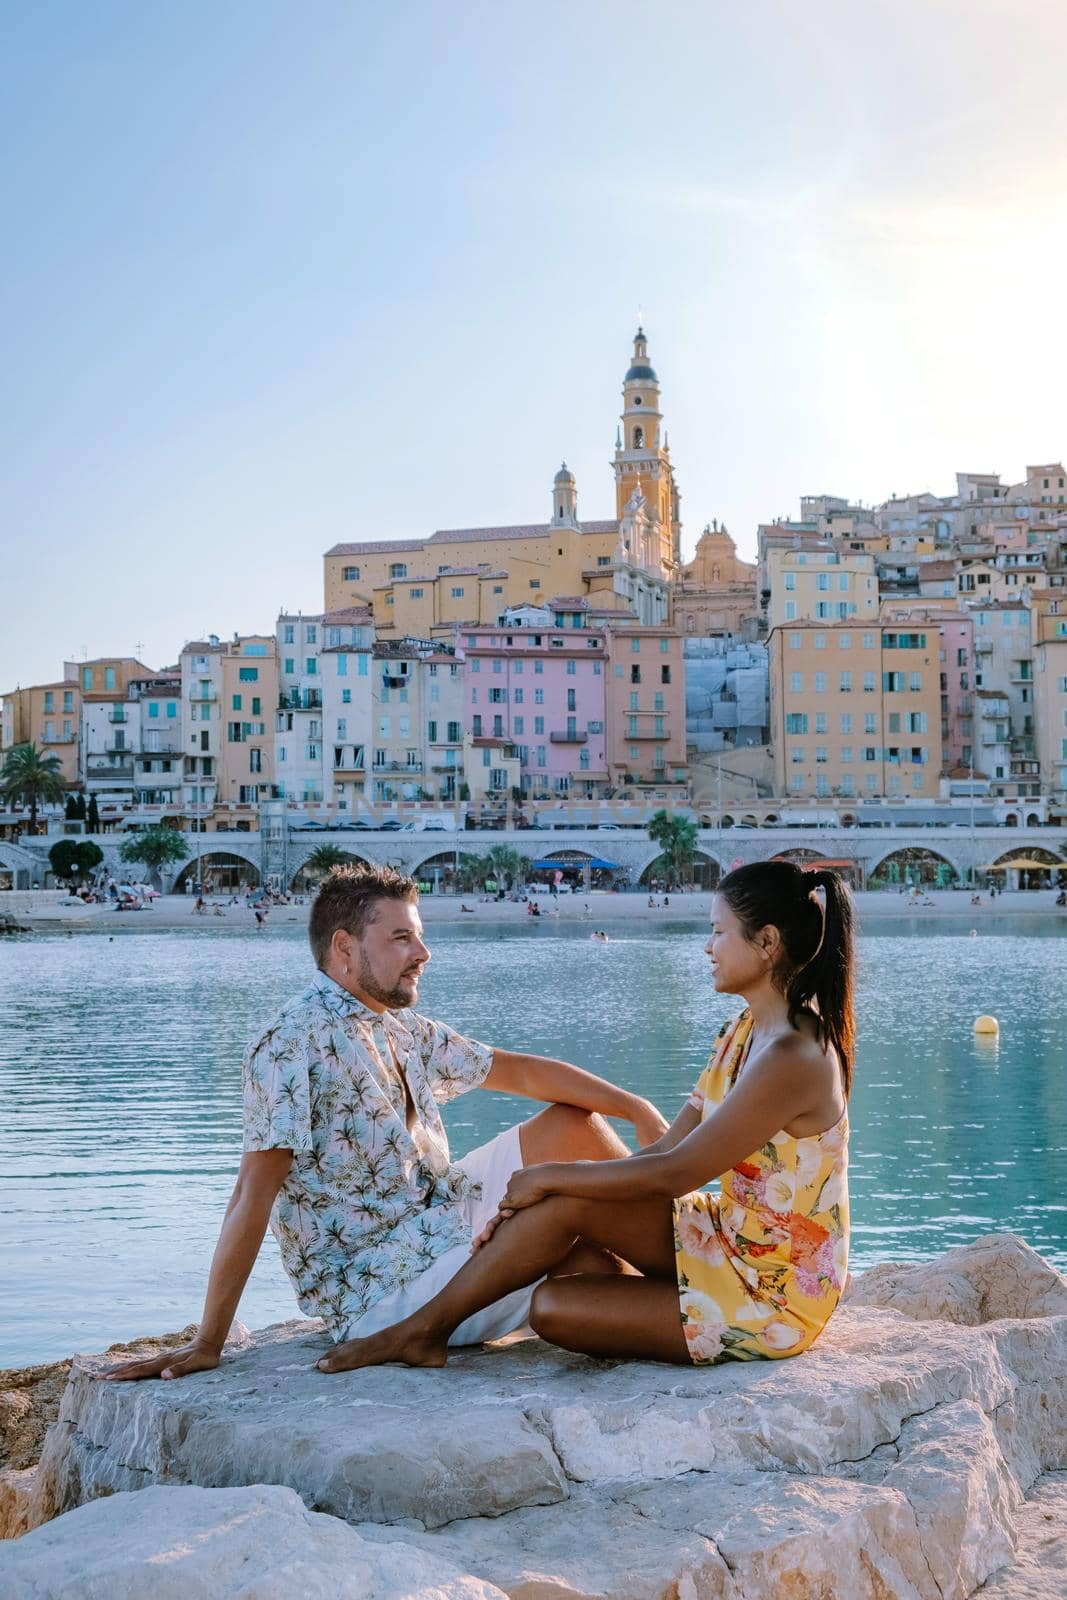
[173,851,261,893]
[289,850,372,893]
[870,846,958,888]
[991,846,1063,868]
[771,848,827,865]
[1026,812,1042,827]
[761,812,781,827]
[1003,812,1019,827]
[410,850,465,894]
[638,849,720,890]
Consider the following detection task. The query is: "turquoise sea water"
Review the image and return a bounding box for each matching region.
[1,918,1064,1365]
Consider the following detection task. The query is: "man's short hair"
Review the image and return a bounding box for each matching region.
[308,864,418,969]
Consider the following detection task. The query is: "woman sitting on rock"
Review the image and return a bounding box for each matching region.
[319,861,854,1372]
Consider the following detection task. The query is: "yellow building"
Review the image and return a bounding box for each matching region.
[323,330,678,634]
[769,618,943,801]
[673,522,758,636]
[217,636,278,818]
[1031,589,1067,796]
[0,679,82,789]
[766,546,878,630]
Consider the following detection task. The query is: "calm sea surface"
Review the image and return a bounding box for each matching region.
[1,918,1064,1365]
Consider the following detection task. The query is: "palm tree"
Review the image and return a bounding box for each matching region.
[1,742,67,834]
[456,851,494,892]
[486,844,526,890]
[303,844,347,884]
[647,808,699,889]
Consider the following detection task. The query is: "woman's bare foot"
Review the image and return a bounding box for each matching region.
[316,1318,448,1374]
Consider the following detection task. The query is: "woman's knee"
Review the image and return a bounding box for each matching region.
[529,1279,572,1341]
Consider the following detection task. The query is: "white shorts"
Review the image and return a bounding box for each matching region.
[339,1124,539,1347]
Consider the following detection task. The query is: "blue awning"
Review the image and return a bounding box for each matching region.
[532,858,622,871]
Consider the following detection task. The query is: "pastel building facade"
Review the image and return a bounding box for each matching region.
[1032,590,1067,795]
[766,547,878,630]
[0,679,82,788]
[320,608,374,814]
[461,613,609,800]
[769,620,943,800]
[82,670,182,819]
[603,623,688,792]
[217,637,278,813]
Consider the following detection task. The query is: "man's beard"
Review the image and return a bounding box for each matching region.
[355,954,418,1010]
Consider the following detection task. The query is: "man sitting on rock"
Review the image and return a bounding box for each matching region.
[103,865,666,1382]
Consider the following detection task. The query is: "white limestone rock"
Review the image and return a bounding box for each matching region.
[846,1233,1067,1325]
[0,1482,507,1600]
[361,1471,941,1600]
[21,1238,1067,1599]
[976,1472,1067,1598]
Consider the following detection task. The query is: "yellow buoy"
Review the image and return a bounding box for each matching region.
[973,1015,999,1036]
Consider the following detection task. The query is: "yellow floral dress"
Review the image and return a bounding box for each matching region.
[673,1009,849,1364]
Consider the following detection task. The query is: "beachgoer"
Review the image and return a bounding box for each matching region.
[317,861,853,1373]
[102,865,666,1384]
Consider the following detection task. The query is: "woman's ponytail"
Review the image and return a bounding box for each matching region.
[785,869,855,1095]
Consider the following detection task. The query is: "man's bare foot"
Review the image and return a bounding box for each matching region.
[316,1322,448,1373]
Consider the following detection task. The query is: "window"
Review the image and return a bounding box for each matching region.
[489,687,506,703]
[44,692,54,712]
[654,692,664,711]
[863,672,876,693]
[450,587,465,598]
[784,573,796,591]
[534,688,544,704]
[631,638,641,652]
[814,634,825,650]
[839,671,852,692]
[631,664,641,683]
[838,633,852,650]
[790,746,805,764]
[815,747,828,764]
[342,566,360,581]
[841,746,853,763]
[864,712,877,734]
[785,602,797,621]
[514,715,524,735]
[785,713,808,734]
[537,746,547,768]
[661,664,671,684]
[789,634,802,650]
[514,687,524,704]
[597,556,611,567]
[534,716,545,734]
[567,660,576,676]
[629,691,639,711]
[410,588,424,599]
[283,624,295,644]
[815,713,828,734]
[814,672,827,692]
[284,657,295,674]
[529,579,541,590]
[304,626,317,644]
[790,672,803,692]
[840,712,852,734]
[104,667,116,690]
[884,632,926,650]
[389,564,407,579]
[238,667,259,682]
[472,714,482,736]
[534,660,543,675]
[863,633,876,649]
[305,658,317,675]
[513,660,524,674]
[883,671,905,692]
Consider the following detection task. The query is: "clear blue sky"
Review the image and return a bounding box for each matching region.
[5,0,1066,688]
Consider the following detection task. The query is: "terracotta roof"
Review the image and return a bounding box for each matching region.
[322,606,373,625]
[325,539,426,557]
[918,561,957,580]
[428,522,616,543]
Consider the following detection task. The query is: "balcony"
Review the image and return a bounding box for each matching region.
[371,760,424,773]
[278,691,322,711]
[625,727,672,741]
[381,674,408,688]
[431,762,462,773]
[188,688,217,702]
[108,709,129,724]
[87,758,134,777]
[549,730,588,744]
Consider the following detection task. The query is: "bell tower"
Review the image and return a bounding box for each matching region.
[613,327,681,575]
[551,461,578,527]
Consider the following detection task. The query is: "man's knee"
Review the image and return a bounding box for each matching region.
[520,1104,628,1166]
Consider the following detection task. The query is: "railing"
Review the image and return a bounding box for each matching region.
[188,689,218,701]
[278,692,322,711]
[549,730,588,743]
[371,760,424,773]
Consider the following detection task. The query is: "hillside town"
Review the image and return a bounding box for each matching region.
[3,329,1067,886]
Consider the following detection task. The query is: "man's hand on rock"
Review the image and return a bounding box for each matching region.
[100,1337,221,1383]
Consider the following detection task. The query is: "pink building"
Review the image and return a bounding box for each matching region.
[461,609,609,799]
[936,610,976,773]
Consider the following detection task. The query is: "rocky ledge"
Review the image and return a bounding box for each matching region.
[2,1234,1064,1599]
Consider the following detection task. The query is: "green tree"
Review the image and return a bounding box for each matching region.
[64,794,79,820]
[74,793,88,821]
[86,794,101,833]
[303,844,347,883]
[120,825,189,884]
[1,742,67,833]
[647,809,699,889]
[48,839,103,884]
[455,851,493,892]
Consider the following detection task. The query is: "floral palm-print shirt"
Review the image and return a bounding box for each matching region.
[242,969,494,1340]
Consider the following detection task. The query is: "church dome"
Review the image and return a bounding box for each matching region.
[554,462,575,484]
[624,363,657,382]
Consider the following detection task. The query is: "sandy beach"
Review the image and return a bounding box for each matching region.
[8,887,1065,933]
